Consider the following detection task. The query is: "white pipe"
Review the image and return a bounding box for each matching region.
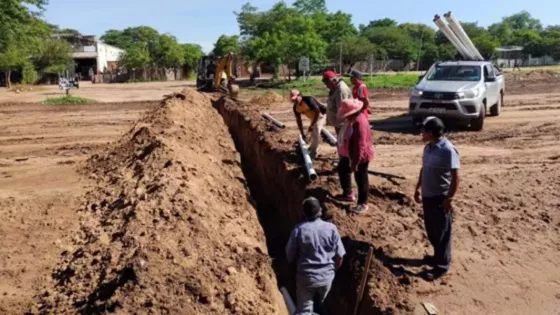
[298,135,318,181]
[444,12,484,61]
[280,287,296,315]
[433,15,474,60]
[262,113,286,129]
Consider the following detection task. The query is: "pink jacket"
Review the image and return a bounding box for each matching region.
[338,111,374,169]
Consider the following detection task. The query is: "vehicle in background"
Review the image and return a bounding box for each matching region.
[409,61,505,131]
[196,53,239,97]
[408,12,506,131]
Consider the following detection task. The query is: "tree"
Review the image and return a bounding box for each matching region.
[212,35,240,56]
[488,22,513,45]
[502,11,542,31]
[120,44,150,80]
[293,0,326,15]
[33,39,73,75]
[181,44,203,77]
[359,18,398,32]
[328,36,374,70]
[154,34,184,69]
[312,11,357,45]
[362,26,416,64]
[472,35,499,59]
[0,0,48,87]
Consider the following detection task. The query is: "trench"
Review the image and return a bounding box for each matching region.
[212,96,390,315]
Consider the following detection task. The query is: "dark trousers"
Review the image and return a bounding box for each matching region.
[338,157,369,204]
[422,195,452,271]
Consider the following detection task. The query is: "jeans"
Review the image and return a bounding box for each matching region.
[296,281,332,315]
[422,195,452,271]
[338,157,369,204]
[309,114,326,158]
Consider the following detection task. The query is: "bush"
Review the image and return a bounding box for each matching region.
[21,63,38,85]
[43,96,97,105]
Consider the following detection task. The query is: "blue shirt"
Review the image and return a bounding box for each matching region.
[285,219,346,287]
[421,137,460,198]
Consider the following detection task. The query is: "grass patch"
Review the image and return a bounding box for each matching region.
[243,74,418,97]
[43,95,97,105]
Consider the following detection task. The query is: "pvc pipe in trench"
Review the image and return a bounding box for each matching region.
[262,113,286,129]
[321,128,337,146]
[298,135,318,181]
[280,287,296,315]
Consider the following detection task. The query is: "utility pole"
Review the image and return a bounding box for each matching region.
[416,29,424,71]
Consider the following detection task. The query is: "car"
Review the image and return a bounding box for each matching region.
[409,61,505,131]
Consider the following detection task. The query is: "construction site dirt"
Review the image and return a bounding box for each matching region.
[0,73,559,315]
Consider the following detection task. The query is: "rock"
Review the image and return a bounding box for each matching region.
[226,267,237,275]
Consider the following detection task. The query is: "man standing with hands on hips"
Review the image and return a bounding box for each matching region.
[414,116,460,281]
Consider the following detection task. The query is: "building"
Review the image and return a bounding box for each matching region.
[495,46,559,68]
[53,34,124,80]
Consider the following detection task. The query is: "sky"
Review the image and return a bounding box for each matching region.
[44,0,559,53]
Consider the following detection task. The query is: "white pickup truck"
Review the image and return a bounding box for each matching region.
[409,61,505,131]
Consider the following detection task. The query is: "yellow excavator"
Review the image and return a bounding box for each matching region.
[196,52,239,97]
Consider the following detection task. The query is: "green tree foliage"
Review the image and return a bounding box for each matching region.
[181,44,203,77]
[502,11,542,31]
[359,18,398,32]
[328,36,374,70]
[34,39,73,75]
[154,34,184,69]
[212,35,240,56]
[293,0,326,15]
[21,62,38,84]
[120,44,151,69]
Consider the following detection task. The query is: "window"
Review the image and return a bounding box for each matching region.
[426,65,481,82]
[493,65,502,76]
[485,65,495,78]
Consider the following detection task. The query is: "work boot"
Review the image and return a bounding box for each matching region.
[421,267,447,282]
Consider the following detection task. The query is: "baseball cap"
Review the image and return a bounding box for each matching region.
[349,69,363,80]
[290,89,301,101]
[322,71,336,80]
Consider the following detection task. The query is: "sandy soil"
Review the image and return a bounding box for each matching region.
[0,81,195,103]
[0,75,559,314]
[0,102,155,313]
[259,81,560,314]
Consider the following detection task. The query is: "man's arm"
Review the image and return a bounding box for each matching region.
[334,256,343,270]
[448,170,459,199]
[333,229,346,271]
[358,85,370,111]
[414,168,423,203]
[443,147,461,210]
[285,228,298,265]
[309,108,320,131]
[294,106,305,139]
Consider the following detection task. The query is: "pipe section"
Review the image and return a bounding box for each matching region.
[280,287,296,315]
[321,128,337,146]
[444,12,484,61]
[262,113,286,129]
[298,135,318,181]
[433,15,474,60]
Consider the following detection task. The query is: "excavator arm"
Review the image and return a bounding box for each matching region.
[213,52,239,98]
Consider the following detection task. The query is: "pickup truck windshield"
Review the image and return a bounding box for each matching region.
[427,65,481,81]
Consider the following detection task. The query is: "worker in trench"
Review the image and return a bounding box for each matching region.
[286,197,346,315]
[335,98,375,214]
[322,71,352,135]
[291,90,327,159]
[414,117,460,281]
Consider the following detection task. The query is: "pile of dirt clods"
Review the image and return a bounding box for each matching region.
[36,89,287,315]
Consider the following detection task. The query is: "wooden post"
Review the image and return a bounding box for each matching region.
[352,246,373,315]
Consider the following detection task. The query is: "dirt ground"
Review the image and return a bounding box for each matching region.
[257,78,560,315]
[0,81,195,103]
[0,75,559,314]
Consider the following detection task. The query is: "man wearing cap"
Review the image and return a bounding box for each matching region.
[291,90,327,159]
[414,116,460,281]
[286,197,346,315]
[322,71,352,134]
[349,69,370,113]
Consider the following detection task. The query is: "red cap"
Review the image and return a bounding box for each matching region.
[322,71,336,80]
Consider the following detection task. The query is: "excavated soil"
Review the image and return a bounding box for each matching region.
[36,90,287,314]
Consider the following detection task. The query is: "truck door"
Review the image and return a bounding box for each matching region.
[484,64,498,107]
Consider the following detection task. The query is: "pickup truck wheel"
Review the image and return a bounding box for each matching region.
[471,104,485,131]
[490,93,503,116]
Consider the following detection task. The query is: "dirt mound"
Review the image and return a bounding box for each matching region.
[37,89,286,314]
[251,91,285,106]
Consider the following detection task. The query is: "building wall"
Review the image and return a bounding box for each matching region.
[96,42,124,73]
